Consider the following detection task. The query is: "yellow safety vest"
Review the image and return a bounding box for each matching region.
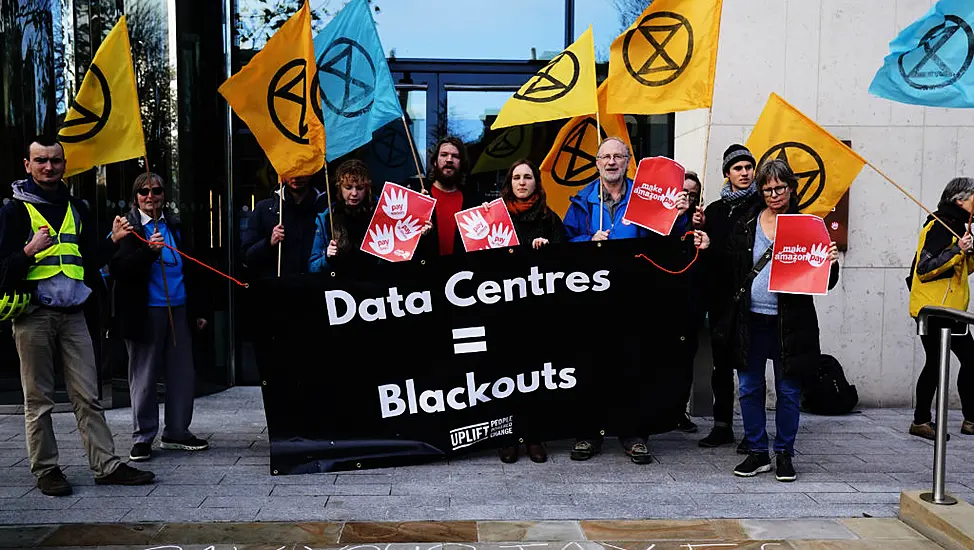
[23,202,84,281]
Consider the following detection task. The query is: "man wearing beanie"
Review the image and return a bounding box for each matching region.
[698,144,760,451]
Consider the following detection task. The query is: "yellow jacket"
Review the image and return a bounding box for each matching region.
[909,218,974,317]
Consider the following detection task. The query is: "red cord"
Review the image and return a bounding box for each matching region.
[634,231,700,275]
[132,231,249,288]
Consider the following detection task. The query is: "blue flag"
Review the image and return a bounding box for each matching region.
[313,0,403,160]
[869,0,974,108]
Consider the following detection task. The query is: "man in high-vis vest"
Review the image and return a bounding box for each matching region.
[0,136,155,496]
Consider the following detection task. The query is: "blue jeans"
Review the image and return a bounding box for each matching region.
[737,313,802,456]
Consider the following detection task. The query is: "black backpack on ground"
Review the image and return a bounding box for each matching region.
[801,354,859,415]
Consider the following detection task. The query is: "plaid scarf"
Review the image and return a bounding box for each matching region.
[720,180,757,206]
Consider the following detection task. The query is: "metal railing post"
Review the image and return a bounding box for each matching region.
[920,324,958,505]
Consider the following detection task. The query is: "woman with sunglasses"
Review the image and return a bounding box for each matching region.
[109,172,209,463]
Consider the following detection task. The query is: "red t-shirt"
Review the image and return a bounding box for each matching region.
[431,186,463,255]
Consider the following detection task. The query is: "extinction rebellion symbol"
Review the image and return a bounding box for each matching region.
[318,37,376,118]
[484,127,525,159]
[898,14,974,90]
[551,118,607,187]
[371,125,409,168]
[267,59,314,145]
[623,11,695,87]
[513,51,580,103]
[758,142,826,211]
[58,64,111,143]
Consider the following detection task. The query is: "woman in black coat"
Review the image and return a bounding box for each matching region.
[501,159,566,250]
[714,158,838,483]
[109,172,209,462]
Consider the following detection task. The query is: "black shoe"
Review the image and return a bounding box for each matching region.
[570,439,601,461]
[498,445,518,464]
[160,435,209,451]
[526,443,548,463]
[733,452,772,477]
[699,425,735,448]
[676,413,699,433]
[95,463,155,486]
[37,467,72,496]
[129,442,151,462]
[775,453,797,482]
[624,442,653,464]
[736,438,751,454]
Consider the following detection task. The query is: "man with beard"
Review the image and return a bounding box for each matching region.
[697,144,760,452]
[240,173,328,279]
[422,136,482,256]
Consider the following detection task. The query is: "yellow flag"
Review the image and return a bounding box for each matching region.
[471,126,533,174]
[58,16,146,178]
[606,0,723,114]
[218,1,325,178]
[540,81,636,217]
[490,27,598,130]
[746,93,866,218]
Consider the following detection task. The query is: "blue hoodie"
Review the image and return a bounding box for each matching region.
[563,178,689,242]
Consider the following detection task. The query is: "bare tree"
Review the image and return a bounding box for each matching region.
[613,0,651,32]
[236,0,381,51]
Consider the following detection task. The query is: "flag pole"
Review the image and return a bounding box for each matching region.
[596,110,603,232]
[699,107,714,206]
[145,158,177,348]
[866,160,963,241]
[401,115,427,193]
[324,162,336,245]
[277,180,283,277]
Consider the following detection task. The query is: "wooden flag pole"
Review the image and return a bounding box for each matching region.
[277,180,283,277]
[402,115,427,193]
[596,110,603,232]
[866,160,963,241]
[324,163,336,245]
[699,108,714,206]
[144,159,176,348]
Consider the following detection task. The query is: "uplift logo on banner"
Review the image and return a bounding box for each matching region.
[768,214,833,295]
[449,416,514,450]
[622,156,686,235]
[378,363,577,419]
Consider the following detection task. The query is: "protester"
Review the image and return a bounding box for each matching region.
[698,144,762,452]
[0,136,155,495]
[240,173,327,278]
[110,172,209,462]
[715,158,839,482]
[907,176,974,439]
[564,137,707,464]
[493,159,566,464]
[673,171,706,434]
[422,136,482,256]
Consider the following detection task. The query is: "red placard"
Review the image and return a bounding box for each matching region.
[622,156,686,236]
[768,214,833,295]
[360,182,436,262]
[455,198,520,252]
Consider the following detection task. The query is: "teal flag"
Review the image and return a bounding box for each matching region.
[869,0,974,108]
[313,0,403,160]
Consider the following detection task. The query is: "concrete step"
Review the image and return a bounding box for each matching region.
[900,489,974,550]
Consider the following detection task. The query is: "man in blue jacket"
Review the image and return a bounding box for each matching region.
[565,137,690,465]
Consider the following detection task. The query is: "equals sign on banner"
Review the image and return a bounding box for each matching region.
[452,326,487,354]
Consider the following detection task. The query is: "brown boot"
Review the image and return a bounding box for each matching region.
[962,420,974,435]
[498,446,518,463]
[527,443,548,463]
[909,421,950,441]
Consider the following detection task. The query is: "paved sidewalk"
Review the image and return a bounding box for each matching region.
[0,387,971,524]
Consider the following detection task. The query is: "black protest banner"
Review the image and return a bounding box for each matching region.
[252,236,699,474]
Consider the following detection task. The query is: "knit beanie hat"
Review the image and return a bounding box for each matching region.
[722,144,756,176]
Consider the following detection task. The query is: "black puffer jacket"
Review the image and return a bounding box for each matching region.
[507,199,566,245]
[713,199,840,377]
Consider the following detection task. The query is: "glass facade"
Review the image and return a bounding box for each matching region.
[1,0,673,405]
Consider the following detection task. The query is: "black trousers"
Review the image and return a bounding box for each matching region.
[916,330,974,423]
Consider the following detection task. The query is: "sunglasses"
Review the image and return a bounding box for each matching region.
[137,187,164,197]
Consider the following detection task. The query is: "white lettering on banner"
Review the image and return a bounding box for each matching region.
[450,416,515,450]
[377,363,577,418]
[445,267,611,308]
[325,288,432,326]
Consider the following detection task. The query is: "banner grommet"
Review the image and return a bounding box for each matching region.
[599,429,605,436]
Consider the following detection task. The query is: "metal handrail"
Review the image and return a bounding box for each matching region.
[915,305,974,505]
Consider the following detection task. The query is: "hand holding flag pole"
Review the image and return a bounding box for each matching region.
[145,160,177,347]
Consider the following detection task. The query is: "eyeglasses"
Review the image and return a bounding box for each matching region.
[762,185,789,197]
[597,154,630,162]
[137,187,164,196]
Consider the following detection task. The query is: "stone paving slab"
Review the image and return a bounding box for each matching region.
[0,518,942,549]
[0,387,971,524]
